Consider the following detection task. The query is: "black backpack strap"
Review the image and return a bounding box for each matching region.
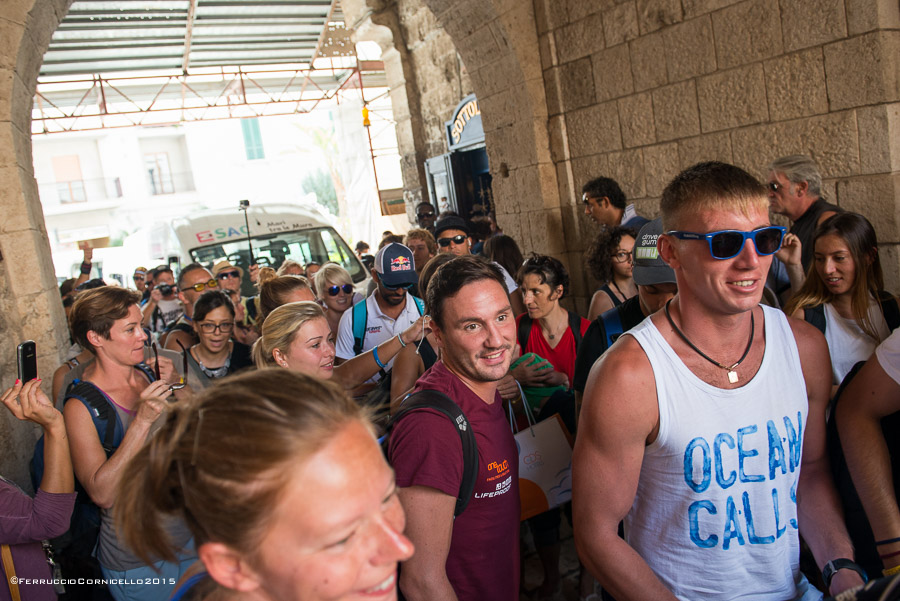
[567,310,583,349]
[66,381,117,456]
[804,305,826,334]
[388,390,478,517]
[877,290,900,332]
[517,314,532,352]
[134,362,157,382]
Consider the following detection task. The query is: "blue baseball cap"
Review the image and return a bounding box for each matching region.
[374,243,418,287]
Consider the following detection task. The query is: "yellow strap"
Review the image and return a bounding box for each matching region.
[1,544,21,601]
[884,563,900,577]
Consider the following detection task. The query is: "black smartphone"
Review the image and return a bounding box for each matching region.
[17,340,37,383]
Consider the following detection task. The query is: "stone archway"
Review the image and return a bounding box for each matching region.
[0,0,74,483]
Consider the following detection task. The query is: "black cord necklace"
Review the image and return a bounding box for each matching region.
[664,299,754,384]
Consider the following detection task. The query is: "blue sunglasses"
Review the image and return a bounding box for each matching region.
[666,226,786,260]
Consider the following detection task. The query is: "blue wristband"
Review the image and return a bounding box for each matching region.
[372,345,386,370]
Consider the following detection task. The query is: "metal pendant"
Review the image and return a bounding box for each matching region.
[727,370,739,384]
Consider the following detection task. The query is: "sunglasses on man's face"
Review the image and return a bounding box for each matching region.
[383,282,414,291]
[327,284,354,296]
[666,226,786,260]
[187,279,219,293]
[766,182,781,193]
[417,211,435,219]
[217,270,240,280]
[437,234,467,247]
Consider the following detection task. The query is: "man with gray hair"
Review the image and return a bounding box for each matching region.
[766,154,841,270]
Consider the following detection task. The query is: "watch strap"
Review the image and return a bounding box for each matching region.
[822,558,867,588]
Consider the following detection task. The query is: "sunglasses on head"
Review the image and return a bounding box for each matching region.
[327,284,354,296]
[188,279,219,292]
[217,270,240,280]
[666,226,786,260]
[437,234,467,247]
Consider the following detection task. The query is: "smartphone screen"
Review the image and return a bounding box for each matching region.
[17,341,37,382]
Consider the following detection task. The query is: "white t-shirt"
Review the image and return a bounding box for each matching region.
[876,327,900,386]
[823,300,890,383]
[335,292,423,381]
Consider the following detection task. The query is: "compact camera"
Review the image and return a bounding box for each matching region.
[155,283,175,296]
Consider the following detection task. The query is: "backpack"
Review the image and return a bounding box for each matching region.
[30,364,156,558]
[804,290,900,334]
[517,310,584,353]
[352,295,425,356]
[385,389,478,517]
[599,306,626,349]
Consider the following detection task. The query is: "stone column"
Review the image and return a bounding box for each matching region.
[0,0,73,488]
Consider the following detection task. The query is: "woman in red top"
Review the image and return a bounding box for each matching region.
[513,254,590,395]
[512,254,590,600]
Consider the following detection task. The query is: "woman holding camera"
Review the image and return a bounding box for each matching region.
[0,379,75,601]
[64,287,194,601]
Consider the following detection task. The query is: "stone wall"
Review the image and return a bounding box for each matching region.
[0,0,73,487]
[538,0,900,304]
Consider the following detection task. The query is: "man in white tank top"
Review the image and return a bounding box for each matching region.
[573,162,865,600]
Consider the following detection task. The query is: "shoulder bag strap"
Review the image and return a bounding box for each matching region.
[1,544,21,601]
[517,314,532,353]
[567,310,583,350]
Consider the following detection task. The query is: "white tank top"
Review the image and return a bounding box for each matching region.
[625,305,820,601]
[823,300,889,384]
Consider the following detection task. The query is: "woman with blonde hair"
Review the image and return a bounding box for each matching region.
[116,369,413,601]
[252,301,426,391]
[785,212,898,384]
[313,263,362,335]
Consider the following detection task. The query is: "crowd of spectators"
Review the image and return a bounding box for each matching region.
[3,155,900,601]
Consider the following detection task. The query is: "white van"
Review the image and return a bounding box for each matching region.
[171,203,367,295]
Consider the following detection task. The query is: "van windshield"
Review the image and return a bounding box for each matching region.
[190,226,365,293]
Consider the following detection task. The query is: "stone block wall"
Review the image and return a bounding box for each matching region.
[0,0,73,488]
[539,0,900,300]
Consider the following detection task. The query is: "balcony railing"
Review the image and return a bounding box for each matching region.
[38,177,122,205]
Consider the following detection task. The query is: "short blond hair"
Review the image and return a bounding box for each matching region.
[314,264,353,300]
[660,161,767,231]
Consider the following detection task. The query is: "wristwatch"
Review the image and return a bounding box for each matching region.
[822,558,868,589]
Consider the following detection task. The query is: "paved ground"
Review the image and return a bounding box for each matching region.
[520,518,597,601]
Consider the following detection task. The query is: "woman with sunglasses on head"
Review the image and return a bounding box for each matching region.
[183,290,254,390]
[785,212,898,385]
[252,302,426,393]
[63,287,195,601]
[116,370,413,601]
[585,225,638,320]
[313,264,363,336]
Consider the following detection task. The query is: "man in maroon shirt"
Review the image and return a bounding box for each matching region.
[390,255,520,601]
